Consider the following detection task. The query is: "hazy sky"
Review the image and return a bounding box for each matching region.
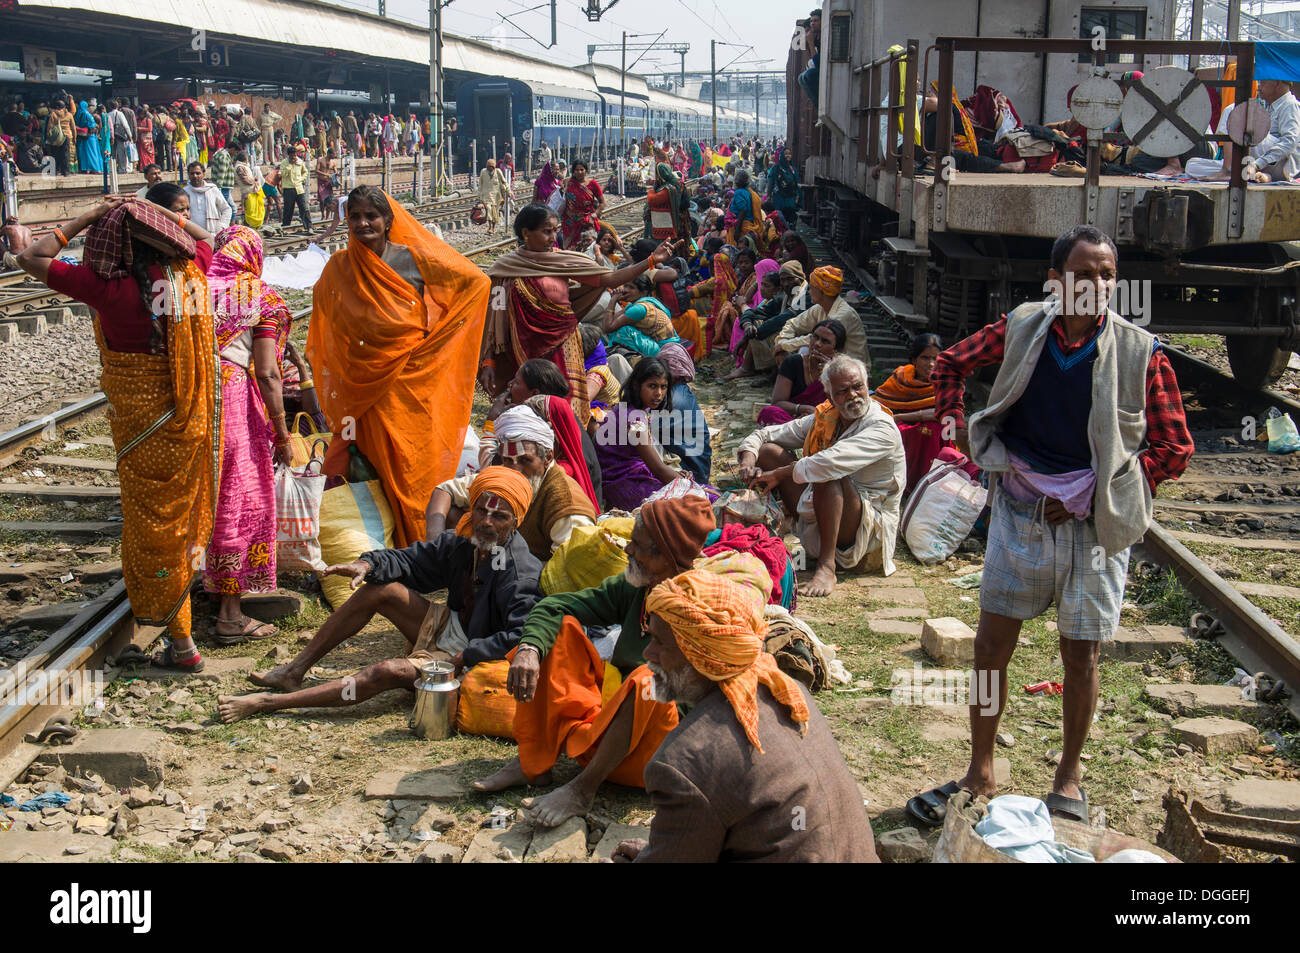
[373,0,802,78]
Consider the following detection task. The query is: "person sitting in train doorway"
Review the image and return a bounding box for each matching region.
[905,225,1193,829]
[736,354,907,598]
[218,467,543,723]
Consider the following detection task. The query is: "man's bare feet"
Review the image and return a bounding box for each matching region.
[522,778,593,827]
[957,769,997,799]
[1153,164,1182,177]
[217,693,275,724]
[471,757,551,793]
[800,564,837,598]
[248,664,303,692]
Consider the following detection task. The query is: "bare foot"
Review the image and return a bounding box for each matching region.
[521,778,593,827]
[799,564,837,598]
[471,758,551,793]
[1153,164,1182,177]
[999,159,1026,173]
[957,770,998,799]
[217,693,275,724]
[248,664,303,692]
[721,368,754,381]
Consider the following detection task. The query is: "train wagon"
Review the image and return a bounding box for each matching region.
[793,1,1300,389]
[454,74,601,169]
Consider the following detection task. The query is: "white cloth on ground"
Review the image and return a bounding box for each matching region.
[974,795,1096,863]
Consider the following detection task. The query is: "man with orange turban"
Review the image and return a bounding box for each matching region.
[473,496,717,826]
[218,467,543,722]
[610,570,879,862]
[773,264,868,366]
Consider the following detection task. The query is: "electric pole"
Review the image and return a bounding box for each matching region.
[710,39,716,143]
[620,31,626,150]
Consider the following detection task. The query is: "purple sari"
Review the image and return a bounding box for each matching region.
[592,403,667,511]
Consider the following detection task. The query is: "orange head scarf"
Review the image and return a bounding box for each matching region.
[645,570,809,753]
[809,265,843,297]
[454,465,534,538]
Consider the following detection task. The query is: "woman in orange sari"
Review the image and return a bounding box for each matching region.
[480,203,674,428]
[872,332,948,493]
[17,194,220,672]
[308,186,490,548]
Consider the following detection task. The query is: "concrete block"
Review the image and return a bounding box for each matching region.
[15,599,92,630]
[0,830,113,862]
[415,841,463,863]
[870,620,924,637]
[524,816,588,862]
[242,590,304,621]
[462,822,532,863]
[868,587,930,606]
[994,757,1011,787]
[1103,625,1189,661]
[1170,717,1259,756]
[38,307,73,326]
[364,768,468,802]
[128,656,254,681]
[876,827,931,863]
[921,617,976,667]
[34,729,168,787]
[1144,683,1266,719]
[865,606,927,620]
[1222,778,1300,821]
[15,313,46,335]
[591,822,646,862]
[0,322,17,344]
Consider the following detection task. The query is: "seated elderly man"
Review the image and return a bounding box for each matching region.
[773,266,868,367]
[610,570,879,862]
[426,406,596,560]
[737,354,905,597]
[473,496,716,827]
[216,468,541,722]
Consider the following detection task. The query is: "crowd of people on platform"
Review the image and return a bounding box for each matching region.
[10,107,1195,860]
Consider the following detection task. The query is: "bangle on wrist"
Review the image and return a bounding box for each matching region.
[298,379,314,390]
[53,227,69,249]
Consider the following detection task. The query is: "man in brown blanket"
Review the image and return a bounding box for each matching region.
[611,569,879,862]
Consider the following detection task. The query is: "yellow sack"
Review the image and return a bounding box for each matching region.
[540,517,634,596]
[455,660,517,738]
[243,190,266,229]
[316,479,394,610]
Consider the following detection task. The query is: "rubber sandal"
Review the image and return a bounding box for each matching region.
[906,780,962,828]
[213,617,278,646]
[1045,789,1089,824]
[150,644,205,673]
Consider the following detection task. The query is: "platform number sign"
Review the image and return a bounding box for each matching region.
[205,45,229,68]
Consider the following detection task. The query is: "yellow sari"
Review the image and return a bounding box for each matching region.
[98,259,221,637]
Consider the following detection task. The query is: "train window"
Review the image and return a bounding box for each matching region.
[1078,7,1145,64]
[829,12,851,62]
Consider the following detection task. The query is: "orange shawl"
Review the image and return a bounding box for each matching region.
[872,363,935,415]
[97,259,220,636]
[802,399,840,457]
[308,191,490,547]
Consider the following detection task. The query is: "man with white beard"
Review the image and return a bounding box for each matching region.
[737,354,906,597]
[216,468,541,722]
[473,496,716,828]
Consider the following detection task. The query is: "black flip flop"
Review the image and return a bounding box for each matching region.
[150,644,205,674]
[1045,789,1089,824]
[213,617,278,646]
[906,780,962,828]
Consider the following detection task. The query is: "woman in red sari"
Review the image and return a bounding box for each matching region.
[135,108,155,168]
[559,159,605,249]
[481,204,673,428]
[872,333,948,493]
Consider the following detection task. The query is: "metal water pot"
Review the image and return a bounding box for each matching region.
[409,661,460,740]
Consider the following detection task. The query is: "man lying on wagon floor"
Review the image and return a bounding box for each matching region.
[216,468,542,722]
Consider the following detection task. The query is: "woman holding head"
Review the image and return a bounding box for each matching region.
[308,185,490,547]
[758,318,846,426]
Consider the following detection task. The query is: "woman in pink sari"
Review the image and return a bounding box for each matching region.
[135,108,155,168]
[205,225,293,643]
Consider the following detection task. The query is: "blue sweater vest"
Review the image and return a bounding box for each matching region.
[999,333,1098,474]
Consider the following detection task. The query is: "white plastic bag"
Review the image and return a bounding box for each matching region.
[901,458,987,565]
[275,463,326,571]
